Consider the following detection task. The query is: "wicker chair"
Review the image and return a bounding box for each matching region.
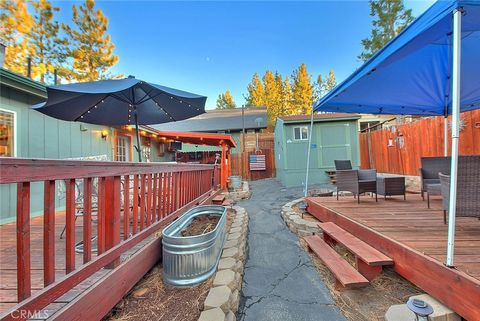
[336,169,378,204]
[419,156,451,200]
[438,155,480,223]
[334,160,353,170]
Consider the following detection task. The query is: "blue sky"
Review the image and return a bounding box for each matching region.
[54,0,435,109]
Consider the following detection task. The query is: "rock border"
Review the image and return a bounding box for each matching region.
[281,198,321,236]
[198,205,249,321]
[225,181,251,202]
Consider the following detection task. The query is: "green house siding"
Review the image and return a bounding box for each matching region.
[274,117,360,187]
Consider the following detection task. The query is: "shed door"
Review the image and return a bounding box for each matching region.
[317,123,351,168]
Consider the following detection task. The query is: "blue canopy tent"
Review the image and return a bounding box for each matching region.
[312,0,480,267]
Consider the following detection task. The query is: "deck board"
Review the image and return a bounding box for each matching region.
[306,194,480,321]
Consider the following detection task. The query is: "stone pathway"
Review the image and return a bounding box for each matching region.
[237,179,346,321]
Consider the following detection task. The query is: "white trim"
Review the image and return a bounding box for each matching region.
[0,107,17,157]
[292,125,309,141]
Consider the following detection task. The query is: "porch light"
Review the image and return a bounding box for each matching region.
[406,298,433,321]
[101,130,109,139]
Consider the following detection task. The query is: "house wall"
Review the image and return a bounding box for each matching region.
[0,85,114,223]
[275,118,360,187]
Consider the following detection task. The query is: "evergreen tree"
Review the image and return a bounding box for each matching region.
[29,0,69,83]
[245,72,265,106]
[281,75,293,116]
[291,63,314,115]
[314,69,337,100]
[0,0,34,76]
[359,0,414,62]
[263,70,283,129]
[63,0,119,81]
[216,90,236,109]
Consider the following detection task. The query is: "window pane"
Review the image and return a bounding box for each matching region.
[294,127,300,140]
[301,127,308,140]
[0,110,14,157]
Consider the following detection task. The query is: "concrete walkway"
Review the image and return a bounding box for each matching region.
[237,179,345,321]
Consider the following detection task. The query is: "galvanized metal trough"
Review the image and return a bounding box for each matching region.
[162,205,227,287]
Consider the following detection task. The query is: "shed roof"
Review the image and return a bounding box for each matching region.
[278,113,361,124]
[151,107,267,132]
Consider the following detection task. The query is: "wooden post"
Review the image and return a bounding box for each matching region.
[44,180,55,286]
[17,182,31,301]
[105,176,121,268]
[221,143,227,189]
[65,179,76,274]
[83,178,92,263]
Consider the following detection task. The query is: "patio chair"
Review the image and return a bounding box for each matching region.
[334,160,353,170]
[438,155,480,223]
[336,169,378,204]
[419,156,451,200]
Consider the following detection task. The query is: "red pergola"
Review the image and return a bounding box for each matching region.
[149,129,237,189]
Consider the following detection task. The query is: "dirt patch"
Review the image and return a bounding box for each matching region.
[181,215,220,237]
[104,266,212,321]
[105,208,236,321]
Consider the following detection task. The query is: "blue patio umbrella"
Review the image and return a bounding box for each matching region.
[33,76,207,162]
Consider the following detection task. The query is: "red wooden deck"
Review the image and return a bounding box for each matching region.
[306,194,480,321]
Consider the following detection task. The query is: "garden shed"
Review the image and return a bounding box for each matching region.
[274,113,360,187]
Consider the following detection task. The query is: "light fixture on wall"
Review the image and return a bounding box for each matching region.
[101,130,109,139]
[80,124,88,132]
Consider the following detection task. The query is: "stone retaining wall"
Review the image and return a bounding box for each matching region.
[281,198,321,237]
[198,206,249,321]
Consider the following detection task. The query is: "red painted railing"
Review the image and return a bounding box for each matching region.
[0,158,219,320]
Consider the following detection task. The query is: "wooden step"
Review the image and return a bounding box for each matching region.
[222,199,233,206]
[318,222,393,280]
[304,235,369,289]
[212,195,225,205]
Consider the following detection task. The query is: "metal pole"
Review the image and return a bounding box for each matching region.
[444,116,448,156]
[134,108,142,162]
[446,8,462,267]
[304,107,315,198]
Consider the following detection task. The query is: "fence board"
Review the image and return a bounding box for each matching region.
[360,110,480,175]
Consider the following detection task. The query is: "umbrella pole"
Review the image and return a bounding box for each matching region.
[134,108,142,162]
[446,8,462,267]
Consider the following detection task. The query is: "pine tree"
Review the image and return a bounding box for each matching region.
[291,63,314,115]
[63,0,119,81]
[359,0,414,62]
[314,69,337,100]
[245,72,265,106]
[263,70,282,129]
[216,90,236,109]
[29,0,69,83]
[281,75,294,116]
[0,0,35,76]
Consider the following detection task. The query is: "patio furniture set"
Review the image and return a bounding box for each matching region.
[334,156,480,222]
[334,160,406,204]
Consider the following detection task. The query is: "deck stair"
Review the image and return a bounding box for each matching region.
[212,194,225,205]
[304,235,369,289]
[318,222,393,280]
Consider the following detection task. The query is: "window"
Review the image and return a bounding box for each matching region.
[142,145,151,162]
[0,109,15,157]
[293,126,308,141]
[116,135,130,162]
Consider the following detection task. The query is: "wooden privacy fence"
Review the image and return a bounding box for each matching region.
[359,110,480,176]
[231,133,276,181]
[0,158,219,320]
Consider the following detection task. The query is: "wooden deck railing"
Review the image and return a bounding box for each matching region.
[0,158,220,320]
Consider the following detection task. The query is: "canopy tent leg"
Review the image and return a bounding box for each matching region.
[134,108,142,163]
[304,109,315,198]
[446,8,462,268]
[444,116,448,156]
